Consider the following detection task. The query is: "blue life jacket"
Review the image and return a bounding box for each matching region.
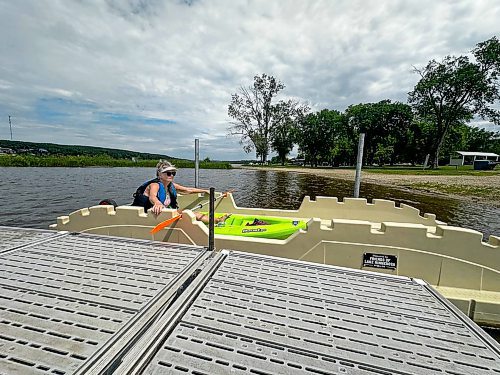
[132,178,178,212]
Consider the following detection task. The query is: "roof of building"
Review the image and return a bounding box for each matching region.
[455,151,499,157]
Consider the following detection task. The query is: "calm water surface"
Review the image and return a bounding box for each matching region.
[0,167,499,340]
[0,167,499,238]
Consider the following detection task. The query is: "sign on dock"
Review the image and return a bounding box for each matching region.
[362,252,398,269]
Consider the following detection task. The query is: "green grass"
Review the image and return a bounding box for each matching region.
[0,155,232,169]
[365,165,500,176]
[248,163,500,176]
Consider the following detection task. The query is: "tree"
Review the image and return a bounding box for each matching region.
[408,36,500,168]
[345,101,413,165]
[491,132,500,155]
[464,126,498,151]
[270,117,297,165]
[296,109,342,167]
[228,74,308,163]
[326,114,357,166]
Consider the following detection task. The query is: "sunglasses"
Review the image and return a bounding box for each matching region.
[162,171,176,176]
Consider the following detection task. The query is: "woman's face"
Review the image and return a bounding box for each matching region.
[160,170,176,183]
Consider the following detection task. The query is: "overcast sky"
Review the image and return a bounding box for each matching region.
[0,0,499,160]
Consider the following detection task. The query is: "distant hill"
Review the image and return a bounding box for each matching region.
[0,140,180,160]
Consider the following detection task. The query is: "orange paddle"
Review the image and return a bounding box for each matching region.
[149,190,234,234]
[150,214,182,234]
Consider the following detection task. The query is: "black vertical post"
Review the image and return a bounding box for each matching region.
[208,187,215,251]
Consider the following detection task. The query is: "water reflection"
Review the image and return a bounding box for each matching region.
[221,170,498,239]
[0,167,498,238]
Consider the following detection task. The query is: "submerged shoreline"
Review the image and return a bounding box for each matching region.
[243,166,500,208]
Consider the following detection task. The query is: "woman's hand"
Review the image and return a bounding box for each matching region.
[151,203,164,215]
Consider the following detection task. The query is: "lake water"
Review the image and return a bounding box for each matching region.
[0,166,499,340]
[0,167,498,239]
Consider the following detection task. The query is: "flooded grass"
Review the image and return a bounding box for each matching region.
[409,182,500,200]
[366,166,500,176]
[251,164,500,175]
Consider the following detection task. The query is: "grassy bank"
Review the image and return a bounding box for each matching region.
[247,164,500,176]
[408,182,498,199]
[0,155,232,169]
[365,165,500,176]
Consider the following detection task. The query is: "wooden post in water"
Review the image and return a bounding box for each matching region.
[354,133,365,198]
[195,138,200,188]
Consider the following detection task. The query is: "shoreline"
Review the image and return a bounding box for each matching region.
[242,166,500,207]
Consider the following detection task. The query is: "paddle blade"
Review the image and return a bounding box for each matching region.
[222,189,235,198]
[150,214,182,234]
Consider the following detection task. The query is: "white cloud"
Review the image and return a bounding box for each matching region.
[0,0,499,159]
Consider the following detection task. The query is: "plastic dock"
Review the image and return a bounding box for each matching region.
[1,226,499,374]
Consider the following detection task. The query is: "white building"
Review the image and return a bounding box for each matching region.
[0,147,14,154]
[449,151,499,166]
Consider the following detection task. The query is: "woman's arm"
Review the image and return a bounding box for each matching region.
[173,183,209,195]
[147,183,165,214]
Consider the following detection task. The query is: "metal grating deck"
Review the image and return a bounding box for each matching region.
[123,251,500,375]
[0,228,208,374]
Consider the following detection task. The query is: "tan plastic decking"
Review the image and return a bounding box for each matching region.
[51,194,500,327]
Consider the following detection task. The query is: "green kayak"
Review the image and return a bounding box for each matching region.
[208,213,308,240]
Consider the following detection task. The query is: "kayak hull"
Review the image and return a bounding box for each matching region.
[212,213,307,239]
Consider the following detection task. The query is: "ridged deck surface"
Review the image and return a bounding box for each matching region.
[1,227,499,374]
[0,228,205,374]
[0,226,62,254]
[128,252,500,375]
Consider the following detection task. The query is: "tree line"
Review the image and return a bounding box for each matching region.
[228,37,500,168]
[0,140,172,160]
[0,154,231,169]
[0,140,232,168]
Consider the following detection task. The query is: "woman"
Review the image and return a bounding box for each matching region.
[132,160,229,223]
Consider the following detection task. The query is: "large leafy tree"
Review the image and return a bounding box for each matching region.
[408,36,500,167]
[296,109,342,167]
[491,133,500,155]
[464,126,499,152]
[329,114,357,166]
[270,117,297,166]
[228,74,308,163]
[437,124,500,164]
[345,100,413,165]
[406,118,441,165]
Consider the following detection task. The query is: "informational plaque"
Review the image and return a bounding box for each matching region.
[362,253,397,270]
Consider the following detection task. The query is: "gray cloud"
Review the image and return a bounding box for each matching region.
[0,0,498,160]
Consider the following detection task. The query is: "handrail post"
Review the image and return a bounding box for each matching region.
[208,187,215,251]
[195,138,200,188]
[354,133,365,198]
